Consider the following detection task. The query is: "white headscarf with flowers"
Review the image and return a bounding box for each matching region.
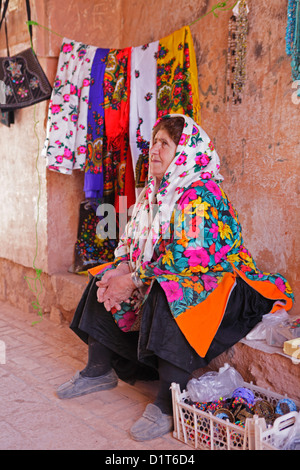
[115,114,223,273]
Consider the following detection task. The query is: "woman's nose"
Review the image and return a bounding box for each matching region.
[151,142,159,154]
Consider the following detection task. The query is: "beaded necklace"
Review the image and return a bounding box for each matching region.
[226,14,237,103]
[226,0,249,104]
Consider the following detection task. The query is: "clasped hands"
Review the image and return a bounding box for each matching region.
[96,263,136,312]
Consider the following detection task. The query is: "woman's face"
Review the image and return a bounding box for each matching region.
[149,128,177,182]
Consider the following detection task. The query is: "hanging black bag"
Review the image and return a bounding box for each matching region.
[0,9,13,125]
[0,0,52,111]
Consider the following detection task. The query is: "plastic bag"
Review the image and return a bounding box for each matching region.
[272,412,300,450]
[284,412,300,450]
[245,309,289,341]
[186,363,244,402]
[245,321,267,340]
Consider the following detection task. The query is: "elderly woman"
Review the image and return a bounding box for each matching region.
[57,114,294,441]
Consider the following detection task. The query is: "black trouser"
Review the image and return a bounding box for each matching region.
[81,335,190,415]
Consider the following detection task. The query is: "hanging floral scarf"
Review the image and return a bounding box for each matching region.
[84,47,109,198]
[129,41,159,191]
[42,38,97,174]
[156,26,200,123]
[103,48,135,210]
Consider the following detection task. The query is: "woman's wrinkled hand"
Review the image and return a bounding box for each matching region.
[96,270,136,312]
[96,263,130,306]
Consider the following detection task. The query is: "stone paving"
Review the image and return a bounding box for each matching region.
[0,301,188,451]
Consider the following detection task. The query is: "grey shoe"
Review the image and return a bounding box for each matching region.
[56,369,118,399]
[130,403,173,441]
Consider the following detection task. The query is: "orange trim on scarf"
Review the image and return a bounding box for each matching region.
[88,262,113,277]
[175,267,293,358]
[232,267,293,313]
[175,272,237,358]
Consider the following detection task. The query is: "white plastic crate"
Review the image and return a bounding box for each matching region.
[171,381,300,451]
[255,412,299,450]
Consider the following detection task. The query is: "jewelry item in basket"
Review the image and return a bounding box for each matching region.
[213,408,235,423]
[231,387,255,405]
[188,397,230,412]
[275,398,298,415]
[230,396,253,422]
[253,399,276,425]
[206,398,230,413]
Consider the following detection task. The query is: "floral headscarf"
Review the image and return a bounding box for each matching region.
[115,114,223,272]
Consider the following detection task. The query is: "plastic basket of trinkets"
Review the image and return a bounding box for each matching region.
[171,364,300,451]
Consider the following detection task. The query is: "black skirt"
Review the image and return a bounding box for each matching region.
[70,276,274,380]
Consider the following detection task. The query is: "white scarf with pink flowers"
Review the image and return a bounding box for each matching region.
[42,38,97,174]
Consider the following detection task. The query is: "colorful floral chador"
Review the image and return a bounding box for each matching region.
[103,48,135,211]
[90,114,294,358]
[156,26,200,123]
[84,48,109,199]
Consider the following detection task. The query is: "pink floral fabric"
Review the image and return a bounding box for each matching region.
[42,38,97,174]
